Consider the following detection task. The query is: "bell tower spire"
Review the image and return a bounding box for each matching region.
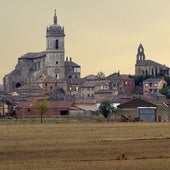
[136,43,145,62]
[53,9,57,25]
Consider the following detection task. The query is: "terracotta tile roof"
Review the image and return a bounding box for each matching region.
[117,98,157,108]
[95,89,112,94]
[16,101,74,109]
[82,80,110,87]
[84,74,97,80]
[106,72,119,79]
[111,95,133,104]
[107,74,134,81]
[82,81,96,87]
[18,84,42,90]
[67,78,85,85]
[118,74,134,80]
[74,98,97,104]
[143,78,164,84]
[65,61,80,67]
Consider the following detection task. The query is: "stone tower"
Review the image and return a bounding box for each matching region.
[136,43,145,62]
[45,10,65,79]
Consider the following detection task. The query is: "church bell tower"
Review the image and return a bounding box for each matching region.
[45,10,65,79]
[136,43,145,63]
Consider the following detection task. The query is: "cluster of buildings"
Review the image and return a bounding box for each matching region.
[1,11,170,122]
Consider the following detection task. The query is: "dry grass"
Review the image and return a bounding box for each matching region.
[0,122,170,170]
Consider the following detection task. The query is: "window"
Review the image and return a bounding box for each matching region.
[55,39,59,49]
[154,89,157,93]
[56,61,58,64]
[15,82,21,88]
[60,110,68,116]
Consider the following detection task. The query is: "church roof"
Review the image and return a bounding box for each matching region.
[135,59,169,69]
[10,69,21,76]
[19,51,46,59]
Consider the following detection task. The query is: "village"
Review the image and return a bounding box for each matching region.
[0,11,170,122]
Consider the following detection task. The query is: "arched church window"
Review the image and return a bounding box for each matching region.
[55,39,59,49]
[15,82,21,89]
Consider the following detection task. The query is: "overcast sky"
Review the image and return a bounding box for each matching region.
[1,0,170,83]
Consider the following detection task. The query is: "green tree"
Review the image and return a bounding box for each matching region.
[159,87,169,96]
[164,76,170,86]
[99,100,116,118]
[33,98,50,123]
[97,71,105,80]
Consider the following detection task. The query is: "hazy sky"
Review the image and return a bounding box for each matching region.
[1,0,170,84]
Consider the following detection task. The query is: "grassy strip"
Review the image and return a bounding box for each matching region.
[0,117,79,124]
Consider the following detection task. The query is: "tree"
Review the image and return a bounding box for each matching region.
[159,87,170,99]
[164,76,170,86]
[98,100,116,118]
[97,71,105,80]
[33,98,50,123]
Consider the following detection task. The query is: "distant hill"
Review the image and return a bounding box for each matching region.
[0,85,4,91]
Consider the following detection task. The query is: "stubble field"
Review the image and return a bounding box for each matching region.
[0,122,170,170]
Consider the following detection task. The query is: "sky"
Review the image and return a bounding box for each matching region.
[1,0,170,84]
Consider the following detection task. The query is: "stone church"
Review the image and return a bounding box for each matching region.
[3,10,81,93]
[135,43,170,77]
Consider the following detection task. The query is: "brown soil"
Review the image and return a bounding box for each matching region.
[0,122,170,170]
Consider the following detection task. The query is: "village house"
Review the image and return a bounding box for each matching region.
[116,97,169,122]
[117,98,157,122]
[106,73,135,95]
[81,78,111,98]
[143,78,167,95]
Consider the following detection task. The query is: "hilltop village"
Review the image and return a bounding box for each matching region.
[1,11,170,122]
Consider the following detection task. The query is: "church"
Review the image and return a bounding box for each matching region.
[135,43,170,77]
[3,11,81,93]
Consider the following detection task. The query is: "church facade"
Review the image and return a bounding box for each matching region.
[3,11,81,93]
[135,44,170,77]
